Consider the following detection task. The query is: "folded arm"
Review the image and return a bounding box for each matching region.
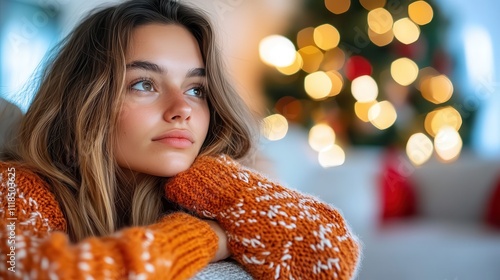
[0,163,218,280]
[165,155,361,280]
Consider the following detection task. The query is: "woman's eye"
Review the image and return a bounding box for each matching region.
[131,80,155,92]
[185,87,206,98]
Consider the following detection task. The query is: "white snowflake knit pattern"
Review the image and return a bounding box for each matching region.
[165,154,361,280]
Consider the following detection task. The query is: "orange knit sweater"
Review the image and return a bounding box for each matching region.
[166,155,360,279]
[0,162,219,279]
[0,155,360,279]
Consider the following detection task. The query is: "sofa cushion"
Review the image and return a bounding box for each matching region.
[410,150,500,223]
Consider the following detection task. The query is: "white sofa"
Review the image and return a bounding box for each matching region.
[259,125,500,280]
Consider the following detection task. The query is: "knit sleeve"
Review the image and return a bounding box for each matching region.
[0,162,218,280]
[165,154,361,280]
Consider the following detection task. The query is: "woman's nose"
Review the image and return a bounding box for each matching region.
[163,91,192,122]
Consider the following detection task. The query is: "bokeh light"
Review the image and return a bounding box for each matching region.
[259,35,296,67]
[297,27,315,49]
[354,101,377,122]
[351,75,378,102]
[314,24,340,50]
[406,133,434,166]
[424,106,462,137]
[368,28,394,47]
[318,145,346,167]
[391,57,419,86]
[434,126,463,162]
[360,0,386,11]
[274,96,303,122]
[325,0,350,14]
[309,123,336,152]
[368,100,397,130]
[321,48,345,70]
[305,71,332,100]
[298,45,324,73]
[262,114,289,141]
[326,70,344,96]
[420,74,454,104]
[276,52,303,75]
[408,1,434,25]
[345,55,372,80]
[393,18,420,44]
[367,8,393,34]
[416,67,439,91]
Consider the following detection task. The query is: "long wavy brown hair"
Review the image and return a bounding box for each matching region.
[4,0,257,242]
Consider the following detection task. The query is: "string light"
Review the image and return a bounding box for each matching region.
[262,114,289,141]
[345,56,372,80]
[276,52,303,75]
[434,126,463,162]
[326,70,344,97]
[261,0,464,166]
[314,24,340,51]
[351,75,378,102]
[354,101,377,122]
[298,45,324,73]
[318,145,346,167]
[391,57,419,86]
[367,8,393,34]
[406,133,434,166]
[368,100,397,130]
[408,1,434,25]
[360,0,386,11]
[368,28,394,46]
[393,18,420,44]
[304,71,332,100]
[296,27,315,49]
[308,123,336,152]
[416,67,439,91]
[259,35,296,67]
[321,48,345,71]
[420,74,454,104]
[274,96,303,122]
[325,0,350,14]
[424,106,462,137]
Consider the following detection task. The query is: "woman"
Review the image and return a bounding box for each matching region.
[0,0,360,279]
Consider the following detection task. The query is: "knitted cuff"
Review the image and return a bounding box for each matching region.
[145,212,219,277]
[151,212,218,254]
[165,155,243,217]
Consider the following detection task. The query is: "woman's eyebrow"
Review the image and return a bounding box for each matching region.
[126,60,165,74]
[186,68,206,78]
[125,62,205,79]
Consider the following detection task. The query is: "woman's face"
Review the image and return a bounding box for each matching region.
[115,24,210,177]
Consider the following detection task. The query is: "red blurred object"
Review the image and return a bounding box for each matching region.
[392,36,428,61]
[379,148,417,222]
[486,175,500,228]
[344,55,372,81]
[432,48,452,74]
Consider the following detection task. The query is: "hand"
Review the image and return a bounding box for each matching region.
[205,220,230,262]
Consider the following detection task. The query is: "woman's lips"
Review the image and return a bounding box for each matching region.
[152,130,194,148]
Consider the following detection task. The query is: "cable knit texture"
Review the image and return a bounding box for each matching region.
[165,154,361,280]
[0,162,219,280]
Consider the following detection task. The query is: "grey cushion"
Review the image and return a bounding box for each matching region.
[192,261,252,280]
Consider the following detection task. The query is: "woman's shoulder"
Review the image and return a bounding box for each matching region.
[0,160,49,189]
[0,160,57,203]
[0,160,67,232]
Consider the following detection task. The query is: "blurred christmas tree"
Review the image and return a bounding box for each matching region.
[260,0,475,166]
